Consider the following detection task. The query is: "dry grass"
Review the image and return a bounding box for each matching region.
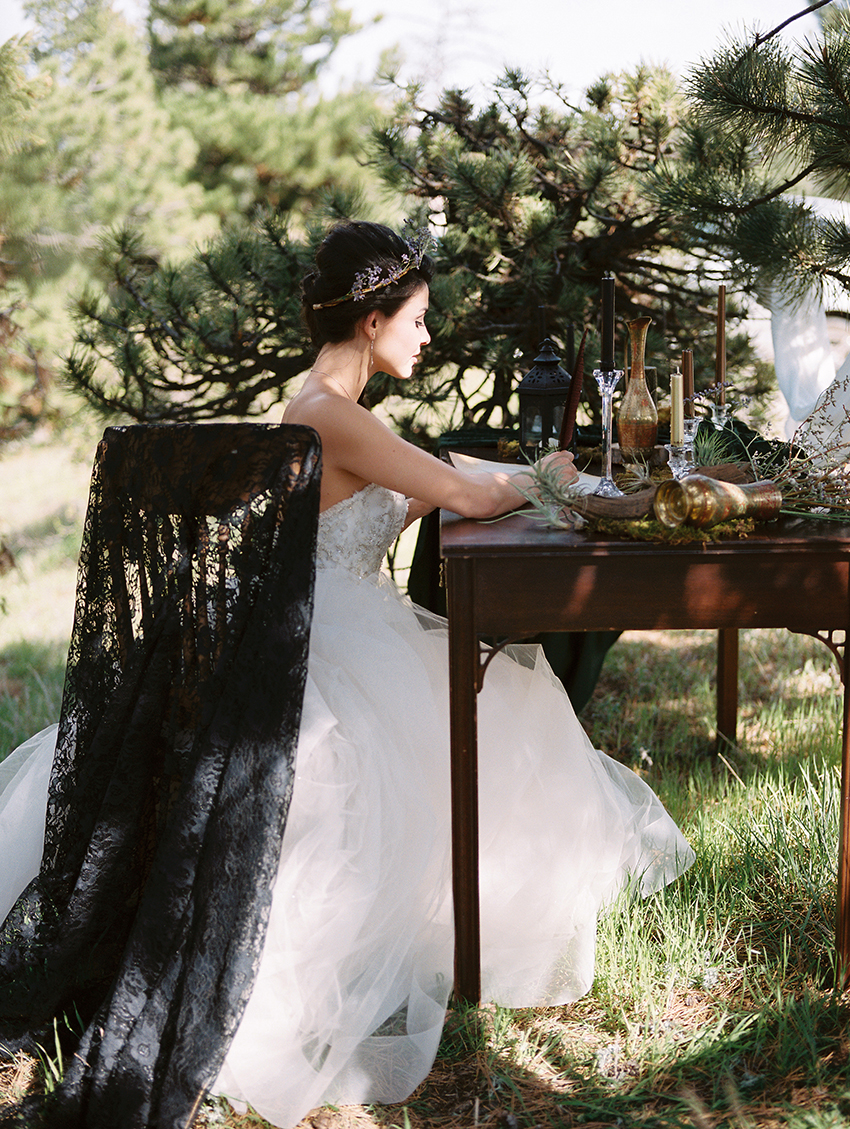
[0,1051,41,1109]
[0,425,95,652]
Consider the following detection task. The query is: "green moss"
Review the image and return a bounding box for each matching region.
[586,515,758,542]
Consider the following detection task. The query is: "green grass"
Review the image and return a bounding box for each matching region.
[0,640,66,756]
[2,626,847,1129]
[403,751,849,1129]
[413,631,848,1129]
[2,432,849,1129]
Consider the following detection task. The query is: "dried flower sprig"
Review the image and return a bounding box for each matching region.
[311,224,435,309]
[688,383,753,418]
[736,373,850,518]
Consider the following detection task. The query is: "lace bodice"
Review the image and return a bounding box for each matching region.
[316,483,408,578]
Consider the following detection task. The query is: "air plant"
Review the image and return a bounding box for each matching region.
[511,454,587,530]
[692,426,733,468]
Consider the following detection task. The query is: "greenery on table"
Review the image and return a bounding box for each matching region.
[585,514,760,544]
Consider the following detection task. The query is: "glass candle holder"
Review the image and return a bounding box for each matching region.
[682,416,699,472]
[665,443,690,479]
[593,368,624,498]
[710,402,730,431]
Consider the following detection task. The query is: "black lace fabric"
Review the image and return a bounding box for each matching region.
[0,423,321,1129]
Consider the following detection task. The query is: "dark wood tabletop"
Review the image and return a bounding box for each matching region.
[441,511,850,636]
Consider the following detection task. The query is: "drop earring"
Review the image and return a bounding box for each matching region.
[370,336,375,368]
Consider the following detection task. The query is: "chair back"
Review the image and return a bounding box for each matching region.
[0,422,322,1128]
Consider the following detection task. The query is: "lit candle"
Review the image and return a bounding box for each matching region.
[670,369,684,445]
[715,285,726,405]
[600,275,615,372]
[682,349,694,418]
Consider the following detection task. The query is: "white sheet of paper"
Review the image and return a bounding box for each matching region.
[448,451,600,496]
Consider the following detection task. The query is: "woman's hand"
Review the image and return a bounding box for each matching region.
[537,450,579,486]
[511,450,578,505]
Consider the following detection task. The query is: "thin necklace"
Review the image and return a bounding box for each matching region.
[310,369,357,401]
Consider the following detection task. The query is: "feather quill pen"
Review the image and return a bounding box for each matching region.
[558,327,589,450]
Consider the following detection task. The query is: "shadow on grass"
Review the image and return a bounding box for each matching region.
[410,983,850,1129]
[582,628,842,773]
[10,502,85,548]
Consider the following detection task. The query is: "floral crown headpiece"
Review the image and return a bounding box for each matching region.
[312,225,435,310]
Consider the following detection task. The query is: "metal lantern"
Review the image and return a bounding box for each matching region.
[517,338,573,450]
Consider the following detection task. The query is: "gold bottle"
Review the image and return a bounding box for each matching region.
[618,316,658,462]
[654,475,783,529]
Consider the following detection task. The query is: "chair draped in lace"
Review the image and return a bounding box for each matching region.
[0,423,322,1129]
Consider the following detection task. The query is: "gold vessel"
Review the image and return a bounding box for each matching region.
[618,316,658,462]
[654,474,783,529]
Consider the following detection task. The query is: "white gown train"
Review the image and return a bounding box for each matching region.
[0,484,694,1128]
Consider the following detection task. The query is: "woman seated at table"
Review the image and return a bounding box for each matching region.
[0,219,694,1129]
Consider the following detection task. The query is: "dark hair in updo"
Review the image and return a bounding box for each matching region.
[302,221,434,348]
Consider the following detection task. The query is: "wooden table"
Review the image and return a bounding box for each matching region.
[440,510,850,1003]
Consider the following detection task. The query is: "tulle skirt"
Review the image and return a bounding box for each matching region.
[0,562,693,1128]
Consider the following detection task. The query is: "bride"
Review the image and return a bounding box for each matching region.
[0,220,694,1129]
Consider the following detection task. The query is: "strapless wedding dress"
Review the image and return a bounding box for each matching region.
[0,483,693,1128]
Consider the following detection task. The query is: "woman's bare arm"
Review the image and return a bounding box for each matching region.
[403,497,437,528]
[286,391,576,519]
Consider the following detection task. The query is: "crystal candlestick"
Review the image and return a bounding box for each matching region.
[665,443,690,479]
[593,368,624,497]
[711,402,730,431]
[682,416,699,474]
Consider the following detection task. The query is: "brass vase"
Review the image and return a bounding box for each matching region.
[618,316,658,462]
[654,474,783,529]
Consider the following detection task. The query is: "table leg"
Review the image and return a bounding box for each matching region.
[446,557,482,1004]
[838,634,850,987]
[716,628,739,749]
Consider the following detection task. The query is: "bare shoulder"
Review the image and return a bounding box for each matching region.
[283,388,382,505]
[285,388,389,450]
[283,385,347,427]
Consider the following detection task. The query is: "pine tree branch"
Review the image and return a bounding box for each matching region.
[729,159,825,214]
[810,33,850,119]
[697,81,845,135]
[817,264,850,289]
[113,274,187,345]
[754,0,836,48]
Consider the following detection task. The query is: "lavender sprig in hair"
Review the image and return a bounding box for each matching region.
[312,225,435,310]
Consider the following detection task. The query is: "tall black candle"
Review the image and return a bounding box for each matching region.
[600,274,615,371]
[715,285,726,404]
[682,349,695,418]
